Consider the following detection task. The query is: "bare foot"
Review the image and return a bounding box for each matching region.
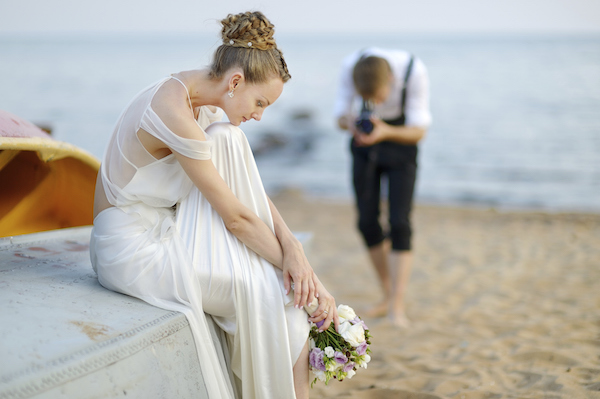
[363,301,389,318]
[389,311,411,328]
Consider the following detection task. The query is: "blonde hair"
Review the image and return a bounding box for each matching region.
[352,56,391,98]
[209,11,291,83]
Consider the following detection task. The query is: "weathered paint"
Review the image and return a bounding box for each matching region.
[0,227,208,399]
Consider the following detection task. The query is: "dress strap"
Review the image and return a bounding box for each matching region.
[170,75,194,116]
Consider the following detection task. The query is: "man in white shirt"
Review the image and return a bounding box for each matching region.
[333,47,432,327]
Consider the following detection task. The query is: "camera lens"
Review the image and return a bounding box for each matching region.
[355,110,374,134]
[358,119,373,133]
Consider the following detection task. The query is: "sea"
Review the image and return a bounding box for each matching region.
[1,33,599,213]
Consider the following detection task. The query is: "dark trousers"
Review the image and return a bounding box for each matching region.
[351,140,417,251]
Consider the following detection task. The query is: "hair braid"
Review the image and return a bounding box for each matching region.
[210,11,291,83]
[275,48,291,81]
[221,11,276,50]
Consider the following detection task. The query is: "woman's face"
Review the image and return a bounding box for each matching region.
[225,76,284,126]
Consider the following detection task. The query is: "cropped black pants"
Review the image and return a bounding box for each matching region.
[351,140,417,251]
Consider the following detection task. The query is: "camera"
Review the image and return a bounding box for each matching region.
[355,109,374,134]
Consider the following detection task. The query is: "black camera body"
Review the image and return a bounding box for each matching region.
[355,109,374,134]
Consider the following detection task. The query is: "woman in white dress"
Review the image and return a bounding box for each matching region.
[89,11,339,399]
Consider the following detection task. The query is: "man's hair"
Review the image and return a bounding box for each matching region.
[352,56,391,98]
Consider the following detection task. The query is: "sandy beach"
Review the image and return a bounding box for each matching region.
[271,189,600,399]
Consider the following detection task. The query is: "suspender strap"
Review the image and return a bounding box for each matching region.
[398,55,415,124]
[358,51,371,112]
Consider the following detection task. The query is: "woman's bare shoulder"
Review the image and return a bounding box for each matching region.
[151,79,205,140]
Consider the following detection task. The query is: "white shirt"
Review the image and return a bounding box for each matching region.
[333,47,432,128]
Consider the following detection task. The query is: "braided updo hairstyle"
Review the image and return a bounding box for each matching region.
[209,11,291,84]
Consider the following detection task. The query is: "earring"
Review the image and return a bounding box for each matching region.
[228,90,234,98]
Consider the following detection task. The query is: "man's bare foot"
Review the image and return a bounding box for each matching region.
[363,301,389,318]
[389,311,411,328]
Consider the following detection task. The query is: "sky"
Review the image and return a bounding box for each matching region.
[1,0,599,36]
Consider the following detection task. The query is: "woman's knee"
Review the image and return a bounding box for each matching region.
[205,122,242,140]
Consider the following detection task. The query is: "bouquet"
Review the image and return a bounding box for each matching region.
[305,303,372,386]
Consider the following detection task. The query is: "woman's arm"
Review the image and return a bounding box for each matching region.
[267,197,341,331]
[149,82,285,267]
[175,150,320,309]
[149,82,317,308]
[176,151,285,266]
[267,196,317,309]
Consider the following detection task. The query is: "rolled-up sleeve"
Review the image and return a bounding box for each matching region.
[404,59,432,128]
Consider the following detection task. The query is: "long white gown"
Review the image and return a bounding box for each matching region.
[89,76,310,398]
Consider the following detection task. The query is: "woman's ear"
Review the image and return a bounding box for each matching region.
[229,71,244,91]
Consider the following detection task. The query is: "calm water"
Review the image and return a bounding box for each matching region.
[1,33,599,212]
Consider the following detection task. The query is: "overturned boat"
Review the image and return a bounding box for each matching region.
[0,111,211,398]
[0,110,99,237]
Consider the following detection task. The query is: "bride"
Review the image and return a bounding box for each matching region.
[90,10,339,399]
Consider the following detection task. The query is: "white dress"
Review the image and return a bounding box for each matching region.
[90,76,310,398]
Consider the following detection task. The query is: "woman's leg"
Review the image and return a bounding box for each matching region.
[184,122,310,397]
[293,340,310,399]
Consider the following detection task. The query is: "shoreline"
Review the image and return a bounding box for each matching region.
[270,189,600,399]
[272,187,600,217]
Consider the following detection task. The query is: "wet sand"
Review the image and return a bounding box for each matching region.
[270,189,600,399]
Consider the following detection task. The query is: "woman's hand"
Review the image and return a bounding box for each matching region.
[267,196,317,309]
[283,242,317,310]
[307,276,339,333]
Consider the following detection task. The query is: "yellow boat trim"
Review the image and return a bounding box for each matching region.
[0,137,100,170]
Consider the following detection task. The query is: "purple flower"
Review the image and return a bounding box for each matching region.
[334,351,348,364]
[309,348,320,368]
[356,340,368,356]
[343,362,355,372]
[350,316,368,331]
[309,348,326,371]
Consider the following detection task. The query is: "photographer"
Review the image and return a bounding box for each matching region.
[333,48,431,327]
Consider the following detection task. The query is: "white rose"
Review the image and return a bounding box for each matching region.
[346,369,356,379]
[314,370,326,382]
[338,321,351,336]
[324,346,335,358]
[338,321,365,347]
[337,304,357,321]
